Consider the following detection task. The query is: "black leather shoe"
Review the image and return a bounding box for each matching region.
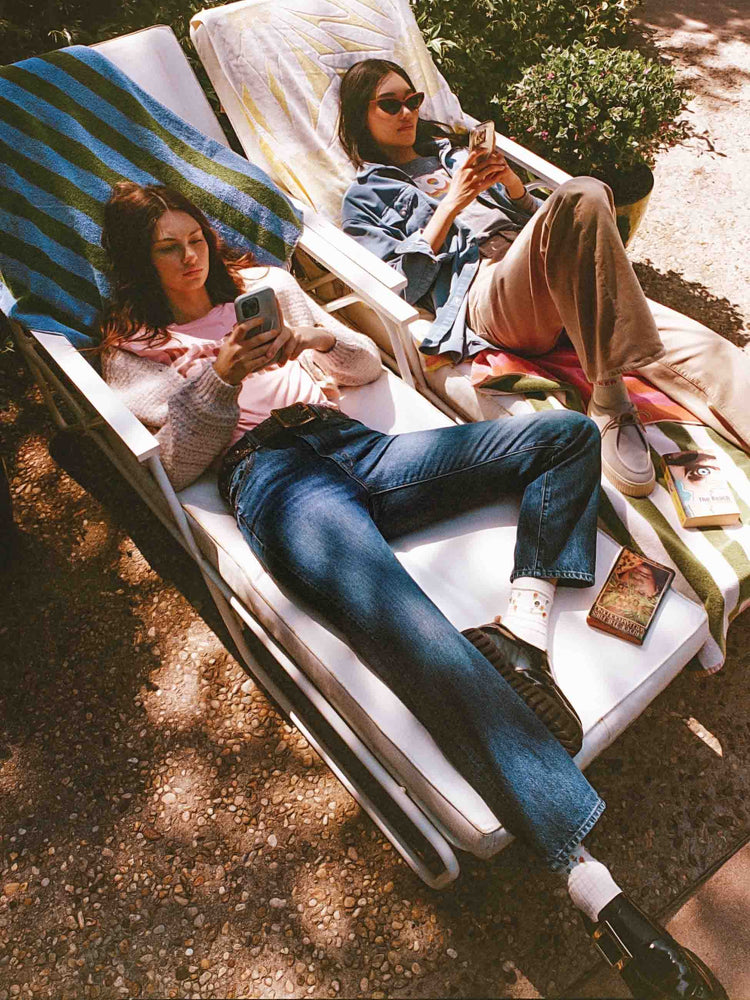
[461,620,583,755]
[586,893,728,999]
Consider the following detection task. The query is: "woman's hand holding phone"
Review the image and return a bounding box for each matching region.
[423,148,525,253]
[444,150,521,211]
[213,298,334,386]
[268,324,336,363]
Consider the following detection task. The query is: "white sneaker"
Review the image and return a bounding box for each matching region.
[587,400,655,497]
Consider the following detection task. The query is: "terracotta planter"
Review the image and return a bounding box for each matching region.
[606,162,655,247]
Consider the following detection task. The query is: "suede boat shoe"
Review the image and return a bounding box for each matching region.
[461,620,583,755]
[584,892,728,999]
[588,400,656,497]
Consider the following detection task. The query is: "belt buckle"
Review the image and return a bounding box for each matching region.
[271,403,317,429]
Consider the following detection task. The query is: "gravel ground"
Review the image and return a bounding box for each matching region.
[629,0,750,341]
[1,3,749,998]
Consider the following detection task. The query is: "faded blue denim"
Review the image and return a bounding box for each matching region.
[341,137,543,360]
[229,406,604,869]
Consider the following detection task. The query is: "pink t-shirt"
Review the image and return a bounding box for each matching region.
[121,301,328,444]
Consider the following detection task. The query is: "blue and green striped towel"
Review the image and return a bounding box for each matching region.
[0,46,302,348]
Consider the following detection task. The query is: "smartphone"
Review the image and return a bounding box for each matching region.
[469,120,495,158]
[234,286,285,364]
[234,286,280,333]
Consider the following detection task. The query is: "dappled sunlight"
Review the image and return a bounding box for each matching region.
[292,862,357,954]
[641,2,750,44]
[135,619,229,732]
[140,655,203,734]
[116,537,161,588]
[636,1,750,104]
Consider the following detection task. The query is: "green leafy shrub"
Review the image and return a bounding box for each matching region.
[413,0,639,121]
[497,42,692,186]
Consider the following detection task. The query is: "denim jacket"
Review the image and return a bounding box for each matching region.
[341,138,543,360]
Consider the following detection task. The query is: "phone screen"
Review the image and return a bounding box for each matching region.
[469,121,495,156]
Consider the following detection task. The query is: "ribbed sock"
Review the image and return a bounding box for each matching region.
[591,377,631,412]
[565,844,622,922]
[502,577,556,651]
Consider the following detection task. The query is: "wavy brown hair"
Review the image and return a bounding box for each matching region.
[338,59,466,169]
[99,181,253,349]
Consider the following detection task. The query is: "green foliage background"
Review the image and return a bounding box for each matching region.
[499,41,691,180]
[0,0,228,119]
[412,0,640,121]
[1,0,689,179]
[413,0,690,181]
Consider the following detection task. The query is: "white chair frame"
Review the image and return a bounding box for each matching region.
[4,23,708,888]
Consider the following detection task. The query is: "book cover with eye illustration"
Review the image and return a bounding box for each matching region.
[587,547,675,645]
[662,451,741,528]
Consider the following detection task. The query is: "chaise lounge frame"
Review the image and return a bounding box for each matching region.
[6,24,709,890]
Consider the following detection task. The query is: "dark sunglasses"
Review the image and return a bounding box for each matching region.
[370,92,425,116]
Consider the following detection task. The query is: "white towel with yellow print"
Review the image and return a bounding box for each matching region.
[190,0,466,223]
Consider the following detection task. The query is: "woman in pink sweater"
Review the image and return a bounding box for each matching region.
[99,181,725,1000]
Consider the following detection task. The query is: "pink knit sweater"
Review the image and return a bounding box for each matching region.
[102,267,382,491]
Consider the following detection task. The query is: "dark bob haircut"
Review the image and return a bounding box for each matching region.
[338,58,465,169]
[99,181,253,348]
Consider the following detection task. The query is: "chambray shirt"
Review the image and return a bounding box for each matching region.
[341,138,543,361]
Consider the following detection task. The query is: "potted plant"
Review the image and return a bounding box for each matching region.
[497,41,693,244]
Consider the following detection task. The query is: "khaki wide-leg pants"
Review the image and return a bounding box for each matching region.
[466,176,750,452]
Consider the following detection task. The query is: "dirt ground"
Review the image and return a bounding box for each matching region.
[629,0,750,341]
[1,3,749,999]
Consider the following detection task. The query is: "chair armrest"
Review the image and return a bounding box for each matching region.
[296,222,416,324]
[298,205,406,293]
[293,200,407,294]
[296,221,422,386]
[27,329,160,463]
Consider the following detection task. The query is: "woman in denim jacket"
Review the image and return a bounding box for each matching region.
[339,59,750,501]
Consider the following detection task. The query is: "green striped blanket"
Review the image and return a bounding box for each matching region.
[0,47,302,348]
[515,394,750,671]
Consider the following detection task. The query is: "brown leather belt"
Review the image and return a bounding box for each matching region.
[218,402,344,504]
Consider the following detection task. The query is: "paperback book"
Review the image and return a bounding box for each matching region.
[587,547,674,645]
[662,450,741,528]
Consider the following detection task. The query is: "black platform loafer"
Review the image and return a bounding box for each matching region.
[587,893,728,999]
[461,620,583,755]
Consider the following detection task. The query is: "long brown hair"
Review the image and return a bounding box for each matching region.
[338,59,466,169]
[99,181,253,348]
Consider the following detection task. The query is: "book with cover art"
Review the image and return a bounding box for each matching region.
[662,451,741,528]
[587,548,675,645]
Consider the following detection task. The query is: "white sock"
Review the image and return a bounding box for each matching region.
[591,377,631,412]
[566,845,622,922]
[502,577,556,651]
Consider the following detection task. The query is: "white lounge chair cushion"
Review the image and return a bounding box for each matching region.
[95,28,231,146]
[179,369,708,857]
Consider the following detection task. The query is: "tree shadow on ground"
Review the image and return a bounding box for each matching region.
[48,429,237,657]
[634,259,749,346]
[631,0,750,105]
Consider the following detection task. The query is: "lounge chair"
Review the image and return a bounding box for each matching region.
[2,25,708,887]
[189,0,750,673]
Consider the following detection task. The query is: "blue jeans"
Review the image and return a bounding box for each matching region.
[229,406,604,869]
